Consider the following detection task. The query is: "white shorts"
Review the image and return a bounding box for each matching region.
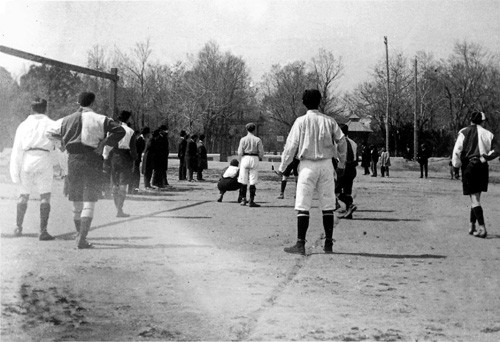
[19,152,53,195]
[295,159,336,211]
[238,155,260,185]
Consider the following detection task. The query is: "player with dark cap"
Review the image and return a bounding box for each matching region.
[452,110,497,238]
[47,92,125,249]
[10,97,61,240]
[277,89,347,255]
[103,110,137,217]
[237,122,265,207]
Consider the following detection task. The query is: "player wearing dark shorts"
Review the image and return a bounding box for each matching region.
[48,92,125,249]
[104,110,137,217]
[452,111,496,238]
[277,158,299,199]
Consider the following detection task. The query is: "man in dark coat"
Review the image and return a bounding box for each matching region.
[417,143,431,178]
[186,134,198,182]
[197,134,208,181]
[370,145,379,177]
[178,130,187,180]
[142,129,158,190]
[131,127,150,193]
[361,144,371,175]
[152,125,169,188]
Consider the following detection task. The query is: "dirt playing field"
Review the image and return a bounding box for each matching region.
[1,157,500,341]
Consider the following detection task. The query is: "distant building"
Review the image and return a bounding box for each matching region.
[345,113,372,145]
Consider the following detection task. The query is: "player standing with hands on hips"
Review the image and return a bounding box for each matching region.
[452,111,497,238]
[277,89,347,255]
[47,92,125,249]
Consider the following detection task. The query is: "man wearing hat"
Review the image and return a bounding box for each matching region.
[103,110,137,217]
[452,110,497,238]
[178,130,188,180]
[47,92,125,249]
[10,97,61,240]
[237,122,265,207]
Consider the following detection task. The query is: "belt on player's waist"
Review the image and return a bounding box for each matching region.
[26,147,50,152]
[243,153,259,156]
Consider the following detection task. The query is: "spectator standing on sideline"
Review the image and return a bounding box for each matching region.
[217,159,242,202]
[186,134,198,182]
[132,126,150,192]
[237,123,265,207]
[129,129,140,194]
[370,145,379,177]
[361,144,371,175]
[142,129,159,190]
[153,125,169,188]
[103,110,137,217]
[197,134,208,181]
[336,124,358,219]
[380,146,390,177]
[278,89,347,255]
[452,111,497,238]
[178,130,187,180]
[10,97,60,240]
[417,143,431,178]
[47,92,125,249]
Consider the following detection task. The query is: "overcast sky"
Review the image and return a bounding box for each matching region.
[1,0,499,91]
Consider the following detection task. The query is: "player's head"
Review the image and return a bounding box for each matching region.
[246,123,256,133]
[340,124,349,136]
[191,134,198,141]
[302,89,321,110]
[78,92,96,107]
[159,124,168,132]
[31,97,47,114]
[180,130,187,137]
[118,110,132,123]
[141,126,150,136]
[471,110,486,124]
[199,134,205,141]
[230,159,239,167]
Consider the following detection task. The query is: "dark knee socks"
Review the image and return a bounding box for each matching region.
[472,206,484,226]
[297,211,310,240]
[280,180,287,193]
[16,202,28,228]
[322,210,334,240]
[40,203,51,232]
[470,208,477,224]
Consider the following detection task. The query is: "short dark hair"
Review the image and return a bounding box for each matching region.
[471,110,486,124]
[159,124,168,131]
[78,92,96,107]
[180,130,187,137]
[118,110,132,122]
[31,97,47,114]
[199,134,205,140]
[246,123,256,132]
[191,134,198,140]
[302,89,322,109]
[141,127,150,135]
[340,124,349,135]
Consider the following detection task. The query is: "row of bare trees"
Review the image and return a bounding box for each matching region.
[1,39,498,156]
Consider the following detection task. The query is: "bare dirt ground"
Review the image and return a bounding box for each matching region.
[1,157,500,341]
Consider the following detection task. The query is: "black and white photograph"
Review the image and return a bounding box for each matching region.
[1,1,499,340]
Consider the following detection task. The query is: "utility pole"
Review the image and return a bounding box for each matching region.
[413,58,418,161]
[384,37,390,153]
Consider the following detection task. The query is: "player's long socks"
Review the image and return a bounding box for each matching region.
[472,206,484,226]
[16,202,28,229]
[40,203,51,232]
[297,211,310,240]
[322,210,334,240]
[280,180,287,194]
[470,207,477,224]
[73,202,83,232]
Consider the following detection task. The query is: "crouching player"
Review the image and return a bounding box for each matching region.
[217,159,242,202]
[10,98,61,240]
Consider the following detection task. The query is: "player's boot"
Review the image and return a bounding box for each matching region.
[39,203,55,241]
[473,225,487,238]
[343,204,357,219]
[217,194,224,202]
[284,239,306,255]
[324,239,334,254]
[277,192,284,199]
[240,185,248,206]
[249,185,260,207]
[76,217,94,249]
